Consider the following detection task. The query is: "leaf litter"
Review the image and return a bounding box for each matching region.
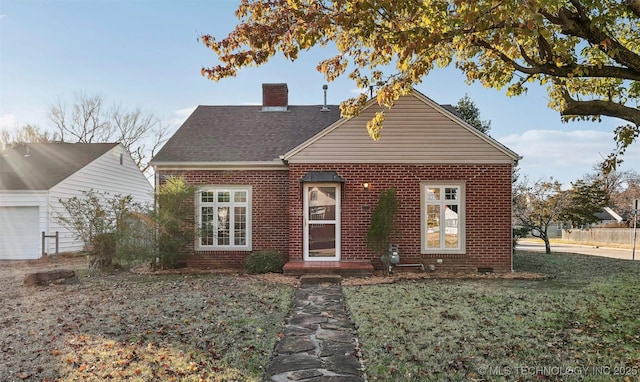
[0,257,294,381]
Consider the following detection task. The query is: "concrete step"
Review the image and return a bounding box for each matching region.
[299,274,343,285]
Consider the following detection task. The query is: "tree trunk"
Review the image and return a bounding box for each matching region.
[540,231,551,254]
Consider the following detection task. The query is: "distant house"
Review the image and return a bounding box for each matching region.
[0,143,153,260]
[151,84,521,274]
[594,207,624,226]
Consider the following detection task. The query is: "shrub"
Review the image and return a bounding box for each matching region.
[56,190,153,270]
[153,177,197,269]
[366,188,400,274]
[243,251,285,274]
[90,232,117,270]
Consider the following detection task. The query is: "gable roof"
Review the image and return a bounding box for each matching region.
[152,88,520,167]
[595,207,624,223]
[283,89,521,163]
[151,105,342,165]
[0,142,118,190]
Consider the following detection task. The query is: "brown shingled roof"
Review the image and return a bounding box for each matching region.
[0,142,118,190]
[151,105,342,163]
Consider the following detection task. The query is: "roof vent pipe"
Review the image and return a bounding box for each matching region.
[321,84,330,111]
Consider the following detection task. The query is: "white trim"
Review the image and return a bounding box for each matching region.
[603,206,623,223]
[195,185,253,251]
[303,183,341,261]
[287,158,516,164]
[420,181,466,254]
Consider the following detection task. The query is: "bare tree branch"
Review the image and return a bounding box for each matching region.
[48,92,170,176]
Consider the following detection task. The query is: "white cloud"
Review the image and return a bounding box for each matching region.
[500,129,615,165]
[166,106,197,127]
[173,106,196,118]
[0,114,18,130]
[497,129,639,186]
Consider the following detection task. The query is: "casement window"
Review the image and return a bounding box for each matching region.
[421,183,465,254]
[197,186,251,250]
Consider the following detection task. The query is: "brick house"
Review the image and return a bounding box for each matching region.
[151,83,520,274]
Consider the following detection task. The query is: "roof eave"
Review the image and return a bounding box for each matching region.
[153,160,288,171]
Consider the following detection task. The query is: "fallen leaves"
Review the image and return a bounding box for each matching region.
[0,260,294,381]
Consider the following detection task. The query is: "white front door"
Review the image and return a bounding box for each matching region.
[303,183,341,261]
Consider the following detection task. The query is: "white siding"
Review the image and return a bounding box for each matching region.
[0,191,48,259]
[49,144,154,253]
[286,94,517,164]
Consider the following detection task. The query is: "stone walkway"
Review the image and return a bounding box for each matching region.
[264,275,366,382]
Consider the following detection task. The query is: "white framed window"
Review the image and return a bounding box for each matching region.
[421,182,465,254]
[196,186,252,251]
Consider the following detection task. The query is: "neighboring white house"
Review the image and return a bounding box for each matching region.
[0,143,153,260]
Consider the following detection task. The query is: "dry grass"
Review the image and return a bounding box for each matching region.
[0,256,294,382]
[4,251,640,382]
[344,251,640,381]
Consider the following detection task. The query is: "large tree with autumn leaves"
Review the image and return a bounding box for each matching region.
[201,0,639,170]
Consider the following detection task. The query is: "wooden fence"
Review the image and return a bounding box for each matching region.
[562,228,639,247]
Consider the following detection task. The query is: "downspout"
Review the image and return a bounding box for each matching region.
[511,158,521,273]
[153,164,159,264]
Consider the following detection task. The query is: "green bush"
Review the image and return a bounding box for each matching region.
[243,251,285,274]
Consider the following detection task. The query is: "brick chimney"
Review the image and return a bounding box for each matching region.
[262,83,288,111]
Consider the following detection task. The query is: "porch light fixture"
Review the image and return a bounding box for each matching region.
[363,182,369,190]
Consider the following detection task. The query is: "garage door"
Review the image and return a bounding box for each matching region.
[0,207,40,260]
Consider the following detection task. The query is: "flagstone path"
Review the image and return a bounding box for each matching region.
[264,275,366,382]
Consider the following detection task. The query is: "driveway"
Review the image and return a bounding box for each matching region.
[516,240,638,261]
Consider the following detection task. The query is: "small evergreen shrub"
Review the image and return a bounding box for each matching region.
[243,251,285,274]
[90,232,116,270]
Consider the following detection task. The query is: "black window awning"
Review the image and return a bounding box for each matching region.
[299,171,345,183]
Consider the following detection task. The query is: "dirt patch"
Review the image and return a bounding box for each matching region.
[130,263,301,287]
[341,270,548,286]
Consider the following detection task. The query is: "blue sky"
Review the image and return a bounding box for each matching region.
[1,0,638,187]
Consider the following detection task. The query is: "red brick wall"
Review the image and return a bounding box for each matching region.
[288,164,514,273]
[262,83,288,107]
[158,169,289,268]
[161,163,514,273]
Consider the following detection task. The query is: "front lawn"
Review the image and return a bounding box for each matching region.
[0,265,294,382]
[344,251,640,381]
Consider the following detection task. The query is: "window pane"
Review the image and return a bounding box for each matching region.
[234,191,247,203]
[234,206,246,245]
[426,188,440,200]
[201,191,214,203]
[309,223,336,257]
[445,187,458,200]
[218,191,230,203]
[217,207,229,245]
[444,205,459,248]
[201,207,214,245]
[308,186,336,220]
[426,205,441,248]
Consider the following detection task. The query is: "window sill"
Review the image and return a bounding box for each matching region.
[196,247,252,252]
[421,252,466,258]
